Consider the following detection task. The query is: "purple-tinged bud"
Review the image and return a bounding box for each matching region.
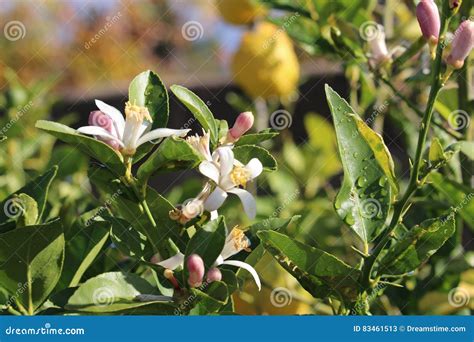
[447,20,474,69]
[187,254,205,288]
[228,111,254,141]
[206,267,222,283]
[88,110,120,150]
[416,0,440,42]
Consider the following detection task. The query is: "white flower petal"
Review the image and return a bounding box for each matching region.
[210,210,219,220]
[199,161,220,184]
[95,100,125,137]
[245,158,263,180]
[77,126,124,146]
[217,147,234,176]
[136,128,191,147]
[156,252,185,270]
[204,187,228,212]
[228,188,256,219]
[221,260,261,291]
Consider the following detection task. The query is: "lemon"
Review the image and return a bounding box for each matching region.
[231,22,300,99]
[216,0,266,25]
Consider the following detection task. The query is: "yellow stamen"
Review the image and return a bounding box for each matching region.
[125,101,152,123]
[231,228,251,252]
[230,166,250,187]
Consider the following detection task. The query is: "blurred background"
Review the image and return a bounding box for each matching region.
[0,0,472,315]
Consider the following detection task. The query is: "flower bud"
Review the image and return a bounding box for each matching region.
[368,25,390,66]
[228,111,254,141]
[446,20,474,69]
[206,267,222,283]
[187,254,205,288]
[88,110,120,150]
[416,0,440,42]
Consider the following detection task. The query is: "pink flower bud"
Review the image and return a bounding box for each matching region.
[187,254,205,288]
[206,267,222,283]
[416,0,440,42]
[88,110,120,150]
[447,20,474,69]
[228,111,254,141]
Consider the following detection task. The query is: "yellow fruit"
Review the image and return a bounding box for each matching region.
[216,0,266,25]
[231,22,300,100]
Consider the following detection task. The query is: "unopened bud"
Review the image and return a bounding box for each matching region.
[88,110,120,150]
[416,0,440,42]
[228,112,254,141]
[446,20,474,69]
[187,254,205,288]
[206,267,222,283]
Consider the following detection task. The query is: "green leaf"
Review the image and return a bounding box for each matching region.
[378,217,456,275]
[0,219,65,312]
[137,136,203,185]
[189,281,228,315]
[235,129,279,146]
[446,141,474,160]
[14,193,38,227]
[233,145,277,171]
[184,216,227,281]
[129,70,169,129]
[36,120,125,175]
[66,272,171,313]
[430,173,474,230]
[109,216,152,261]
[58,220,111,288]
[429,138,445,165]
[258,230,360,300]
[170,85,219,144]
[0,166,57,224]
[325,85,396,243]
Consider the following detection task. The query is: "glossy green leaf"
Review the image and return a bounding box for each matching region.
[170,85,219,144]
[109,216,152,261]
[184,216,227,281]
[189,281,228,315]
[233,145,277,171]
[137,136,203,185]
[66,272,171,313]
[258,230,360,300]
[235,129,279,146]
[446,141,474,160]
[58,220,111,289]
[325,85,396,243]
[378,217,456,275]
[430,173,474,230]
[0,166,57,223]
[129,70,169,129]
[0,219,65,312]
[36,120,125,175]
[14,193,38,227]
